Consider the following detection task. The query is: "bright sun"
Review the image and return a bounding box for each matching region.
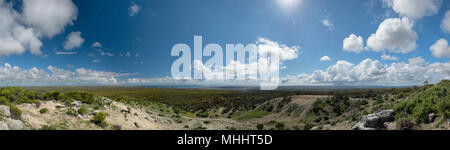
[277,0,302,10]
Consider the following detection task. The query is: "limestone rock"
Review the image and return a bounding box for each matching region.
[447,117,450,126]
[352,110,395,130]
[71,101,82,107]
[427,113,436,123]
[5,118,23,130]
[384,122,397,130]
[352,122,376,130]
[0,105,11,117]
[0,122,9,130]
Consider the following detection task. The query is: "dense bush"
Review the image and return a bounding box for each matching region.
[196,111,209,118]
[394,81,449,123]
[0,96,9,105]
[64,91,95,104]
[0,87,41,105]
[8,104,22,120]
[311,95,351,117]
[396,117,415,130]
[44,91,65,101]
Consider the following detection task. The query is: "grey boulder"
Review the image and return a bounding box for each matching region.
[0,122,9,130]
[447,117,450,126]
[352,110,395,130]
[5,118,23,130]
[0,105,11,117]
[427,113,436,123]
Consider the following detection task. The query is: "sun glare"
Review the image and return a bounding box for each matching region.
[277,0,302,10]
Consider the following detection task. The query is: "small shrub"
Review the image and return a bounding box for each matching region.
[112,125,122,130]
[397,117,415,130]
[8,104,22,120]
[275,122,285,130]
[203,121,211,124]
[77,105,90,115]
[91,104,100,110]
[0,96,9,105]
[172,107,180,114]
[266,120,277,125]
[174,119,183,123]
[91,112,108,128]
[303,123,314,130]
[196,126,207,130]
[66,108,77,116]
[35,101,41,108]
[256,124,264,130]
[39,108,48,114]
[196,112,209,118]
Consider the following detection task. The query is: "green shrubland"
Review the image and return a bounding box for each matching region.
[394,80,449,124]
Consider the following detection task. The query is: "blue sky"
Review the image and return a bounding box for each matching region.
[0,0,449,86]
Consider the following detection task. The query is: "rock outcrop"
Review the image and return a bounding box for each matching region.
[0,105,24,130]
[352,110,395,130]
[0,105,11,117]
[5,118,23,130]
[427,113,436,123]
[0,122,9,130]
[447,118,450,126]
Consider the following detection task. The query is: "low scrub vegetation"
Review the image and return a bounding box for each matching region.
[394,80,449,124]
[39,108,48,114]
[91,112,108,128]
[0,79,444,130]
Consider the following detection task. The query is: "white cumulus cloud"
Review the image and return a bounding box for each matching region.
[22,0,78,38]
[282,57,450,85]
[381,54,398,61]
[430,38,450,58]
[63,31,84,50]
[343,34,365,53]
[441,11,450,34]
[383,0,442,20]
[0,62,125,86]
[256,38,299,61]
[0,0,77,56]
[367,17,417,54]
[320,56,332,61]
[0,0,42,56]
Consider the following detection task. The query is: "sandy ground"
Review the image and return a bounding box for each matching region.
[17,99,251,130]
[19,101,100,130]
[18,100,170,130]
